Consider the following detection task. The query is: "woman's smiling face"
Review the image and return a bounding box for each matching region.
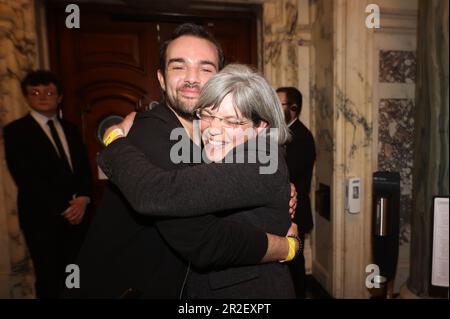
[200,93,263,162]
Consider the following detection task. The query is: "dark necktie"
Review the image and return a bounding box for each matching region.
[47,119,72,172]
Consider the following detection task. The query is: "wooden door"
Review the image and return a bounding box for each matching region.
[47,2,258,209]
[47,6,160,211]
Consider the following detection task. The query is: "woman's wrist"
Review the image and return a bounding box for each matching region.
[103,127,125,146]
[288,234,302,254]
[280,235,301,263]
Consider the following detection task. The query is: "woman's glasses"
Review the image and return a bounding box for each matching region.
[195,109,250,129]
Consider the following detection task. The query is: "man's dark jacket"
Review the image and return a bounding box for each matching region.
[286,119,316,233]
[4,114,92,229]
[98,128,295,298]
[4,114,92,297]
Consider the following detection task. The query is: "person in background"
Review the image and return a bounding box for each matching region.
[277,86,316,298]
[3,70,92,298]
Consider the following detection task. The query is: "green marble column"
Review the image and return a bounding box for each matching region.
[408,0,449,297]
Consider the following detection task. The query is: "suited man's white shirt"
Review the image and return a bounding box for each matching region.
[30,110,73,171]
[287,118,298,128]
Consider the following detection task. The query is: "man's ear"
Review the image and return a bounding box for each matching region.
[289,104,298,112]
[157,70,166,91]
[57,94,63,104]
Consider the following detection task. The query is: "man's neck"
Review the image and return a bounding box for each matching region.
[166,104,194,138]
[31,109,58,119]
[177,115,194,138]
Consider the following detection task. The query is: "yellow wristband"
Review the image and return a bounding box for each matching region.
[103,128,124,146]
[280,237,297,263]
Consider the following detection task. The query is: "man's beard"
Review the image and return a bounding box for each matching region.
[165,83,200,120]
[167,97,195,120]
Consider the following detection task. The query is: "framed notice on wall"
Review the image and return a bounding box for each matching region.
[431,196,449,288]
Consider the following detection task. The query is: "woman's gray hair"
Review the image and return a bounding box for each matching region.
[195,64,291,144]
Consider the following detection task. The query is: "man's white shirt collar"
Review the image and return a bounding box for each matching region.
[288,118,298,128]
[30,110,58,126]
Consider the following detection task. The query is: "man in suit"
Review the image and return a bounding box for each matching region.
[72,23,298,299]
[277,87,316,298]
[3,70,92,298]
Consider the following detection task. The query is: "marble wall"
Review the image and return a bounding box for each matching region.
[379,50,416,84]
[309,0,334,291]
[330,0,377,298]
[263,0,312,127]
[296,0,418,298]
[262,4,377,298]
[0,0,37,298]
[268,0,379,298]
[263,0,315,275]
[378,49,417,246]
[378,98,415,245]
[373,2,418,293]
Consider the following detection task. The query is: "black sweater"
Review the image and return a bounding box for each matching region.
[71,104,270,298]
[97,107,295,298]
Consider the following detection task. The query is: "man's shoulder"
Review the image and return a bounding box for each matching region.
[135,103,176,126]
[3,114,32,134]
[127,103,188,168]
[59,118,79,131]
[287,120,316,158]
[130,103,182,142]
[290,119,314,140]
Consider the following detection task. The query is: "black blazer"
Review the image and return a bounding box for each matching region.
[3,114,92,231]
[72,104,270,299]
[286,119,316,233]
[98,127,295,298]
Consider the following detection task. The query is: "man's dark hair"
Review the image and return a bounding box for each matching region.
[159,23,225,73]
[21,70,63,96]
[276,86,303,115]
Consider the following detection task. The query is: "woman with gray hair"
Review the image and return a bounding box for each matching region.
[195,64,290,164]
[98,64,296,298]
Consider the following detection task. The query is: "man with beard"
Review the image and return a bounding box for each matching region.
[70,23,298,299]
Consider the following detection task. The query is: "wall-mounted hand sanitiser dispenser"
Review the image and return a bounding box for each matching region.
[346,177,361,214]
[372,171,401,290]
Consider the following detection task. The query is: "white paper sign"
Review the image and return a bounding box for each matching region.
[431,197,449,288]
